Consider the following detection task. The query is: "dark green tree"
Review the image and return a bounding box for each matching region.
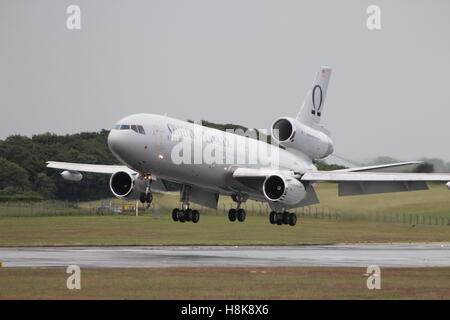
[413,162,434,173]
[34,173,57,199]
[315,161,347,171]
[0,157,30,193]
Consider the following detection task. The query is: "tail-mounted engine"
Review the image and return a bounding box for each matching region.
[271,117,334,160]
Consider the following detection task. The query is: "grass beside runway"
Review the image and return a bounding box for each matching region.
[0,266,449,299]
[79,183,450,219]
[0,183,448,246]
[0,215,449,246]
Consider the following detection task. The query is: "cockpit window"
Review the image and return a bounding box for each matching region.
[138,125,146,134]
[114,124,145,134]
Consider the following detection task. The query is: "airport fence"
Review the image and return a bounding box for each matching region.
[207,202,450,227]
[0,201,110,217]
[1,199,449,227]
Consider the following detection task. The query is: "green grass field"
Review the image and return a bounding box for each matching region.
[1,183,449,219]
[1,184,449,300]
[0,183,448,246]
[0,215,449,246]
[1,267,449,299]
[80,183,450,221]
[315,183,450,218]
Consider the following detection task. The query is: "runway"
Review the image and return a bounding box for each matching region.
[1,243,450,268]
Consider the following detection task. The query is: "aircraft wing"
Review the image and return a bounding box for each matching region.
[231,161,423,178]
[231,167,298,178]
[46,161,175,191]
[334,161,422,172]
[46,161,136,174]
[301,171,450,196]
[301,171,450,182]
[232,167,450,197]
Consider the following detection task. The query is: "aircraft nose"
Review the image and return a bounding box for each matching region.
[107,129,122,156]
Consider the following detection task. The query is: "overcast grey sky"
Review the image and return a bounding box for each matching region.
[1,0,449,162]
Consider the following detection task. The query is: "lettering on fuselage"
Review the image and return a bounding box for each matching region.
[168,120,280,167]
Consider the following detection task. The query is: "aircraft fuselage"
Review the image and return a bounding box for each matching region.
[107,113,315,197]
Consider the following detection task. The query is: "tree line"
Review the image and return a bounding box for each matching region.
[0,131,117,201]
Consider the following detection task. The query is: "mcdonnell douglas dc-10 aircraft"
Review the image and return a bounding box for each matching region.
[47,67,450,226]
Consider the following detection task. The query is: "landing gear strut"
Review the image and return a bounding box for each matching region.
[139,192,152,204]
[269,211,297,226]
[139,176,153,205]
[228,193,248,222]
[171,185,200,223]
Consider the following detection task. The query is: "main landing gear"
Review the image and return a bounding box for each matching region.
[269,211,297,226]
[228,193,248,222]
[172,208,200,223]
[171,185,200,223]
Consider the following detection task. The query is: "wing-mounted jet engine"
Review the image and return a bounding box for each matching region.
[61,170,83,182]
[262,174,307,226]
[109,171,152,203]
[262,174,307,205]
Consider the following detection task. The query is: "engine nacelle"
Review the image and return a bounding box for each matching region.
[109,171,147,200]
[262,174,307,206]
[271,117,334,159]
[61,170,83,182]
[446,182,450,190]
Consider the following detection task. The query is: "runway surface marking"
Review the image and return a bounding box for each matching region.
[1,243,449,268]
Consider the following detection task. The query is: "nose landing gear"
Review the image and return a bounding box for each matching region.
[139,174,153,206]
[139,192,153,204]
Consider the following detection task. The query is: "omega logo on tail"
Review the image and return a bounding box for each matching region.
[311,85,323,116]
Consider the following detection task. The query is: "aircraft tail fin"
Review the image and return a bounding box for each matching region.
[296,66,332,127]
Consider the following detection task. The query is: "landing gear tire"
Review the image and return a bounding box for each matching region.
[270,211,297,226]
[269,211,276,224]
[282,212,290,224]
[179,211,186,223]
[276,213,283,226]
[192,210,200,223]
[140,192,152,204]
[228,209,237,222]
[172,208,200,223]
[237,209,246,222]
[185,209,193,222]
[172,208,179,222]
[289,213,297,226]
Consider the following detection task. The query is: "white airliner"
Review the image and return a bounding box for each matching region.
[47,67,450,226]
